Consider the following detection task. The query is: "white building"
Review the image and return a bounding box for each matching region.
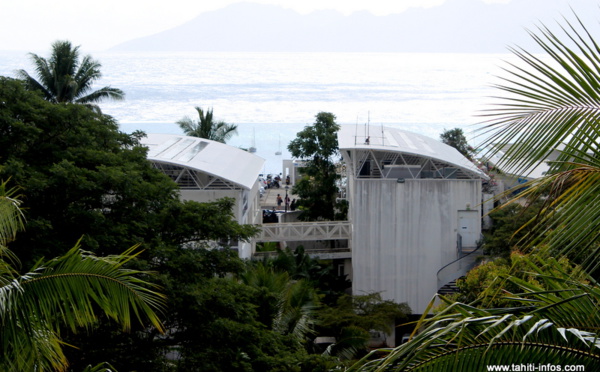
[338,125,488,313]
[141,133,265,259]
[142,129,488,314]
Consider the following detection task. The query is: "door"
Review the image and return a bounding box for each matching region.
[457,210,479,249]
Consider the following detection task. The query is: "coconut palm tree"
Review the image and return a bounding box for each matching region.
[347,255,600,371]
[16,40,124,104]
[348,9,600,371]
[177,106,238,143]
[476,12,600,273]
[0,180,165,371]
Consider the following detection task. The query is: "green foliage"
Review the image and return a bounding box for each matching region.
[240,261,320,342]
[0,185,164,372]
[349,256,600,371]
[256,241,279,252]
[477,11,600,273]
[79,363,117,372]
[350,9,600,369]
[319,293,411,336]
[177,106,238,143]
[268,246,351,306]
[16,40,124,104]
[318,293,411,359]
[0,76,178,263]
[439,128,474,160]
[483,200,543,258]
[447,251,586,309]
[162,260,331,372]
[1,76,290,370]
[288,112,344,221]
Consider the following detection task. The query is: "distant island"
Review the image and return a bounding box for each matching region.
[109,0,594,53]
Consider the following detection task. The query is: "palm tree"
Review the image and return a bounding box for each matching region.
[16,40,124,104]
[476,12,600,272]
[177,106,238,143]
[348,9,600,371]
[239,263,318,342]
[0,180,165,371]
[347,255,600,371]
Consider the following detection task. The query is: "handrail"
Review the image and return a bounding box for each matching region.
[254,247,351,259]
[436,237,484,290]
[254,247,351,256]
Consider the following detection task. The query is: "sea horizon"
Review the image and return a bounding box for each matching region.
[0,50,518,173]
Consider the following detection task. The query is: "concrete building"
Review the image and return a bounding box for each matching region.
[338,125,488,313]
[141,133,265,259]
[142,129,488,315]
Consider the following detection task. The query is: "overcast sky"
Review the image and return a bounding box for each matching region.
[2,0,512,52]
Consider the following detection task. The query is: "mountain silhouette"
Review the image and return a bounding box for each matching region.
[110,0,597,53]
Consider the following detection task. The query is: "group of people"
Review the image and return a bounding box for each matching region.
[276,194,296,211]
[260,174,292,190]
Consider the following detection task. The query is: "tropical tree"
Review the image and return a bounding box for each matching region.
[349,9,600,371]
[0,180,165,372]
[318,292,411,360]
[439,128,475,160]
[239,262,319,343]
[288,112,345,221]
[16,40,124,104]
[482,201,544,258]
[476,12,600,273]
[0,76,267,369]
[348,255,600,371]
[177,106,238,143]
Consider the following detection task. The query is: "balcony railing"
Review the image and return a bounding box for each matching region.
[254,247,351,260]
[256,221,351,242]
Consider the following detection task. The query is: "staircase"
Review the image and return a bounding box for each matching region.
[437,279,460,295]
[436,239,484,293]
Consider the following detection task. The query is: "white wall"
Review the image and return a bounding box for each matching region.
[179,188,262,259]
[351,178,481,313]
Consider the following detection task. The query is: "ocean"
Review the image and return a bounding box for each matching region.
[0,51,512,173]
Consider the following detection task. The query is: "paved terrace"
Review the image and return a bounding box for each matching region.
[260,185,297,211]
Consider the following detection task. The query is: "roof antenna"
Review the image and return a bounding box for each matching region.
[367,111,370,139]
[355,115,359,146]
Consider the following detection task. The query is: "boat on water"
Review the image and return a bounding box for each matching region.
[249,128,257,153]
[275,134,282,155]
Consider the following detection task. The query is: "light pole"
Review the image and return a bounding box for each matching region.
[284,186,289,213]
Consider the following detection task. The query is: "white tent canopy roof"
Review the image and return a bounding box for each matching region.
[141,133,265,190]
[338,125,486,179]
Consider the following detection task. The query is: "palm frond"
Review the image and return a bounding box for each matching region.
[479,15,600,175]
[272,279,318,342]
[476,11,600,270]
[76,86,125,104]
[0,244,165,371]
[17,40,121,104]
[177,106,237,143]
[349,256,600,371]
[0,180,25,247]
[350,303,600,371]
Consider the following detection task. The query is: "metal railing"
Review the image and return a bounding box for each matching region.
[436,235,484,290]
[256,221,351,242]
[254,247,351,259]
